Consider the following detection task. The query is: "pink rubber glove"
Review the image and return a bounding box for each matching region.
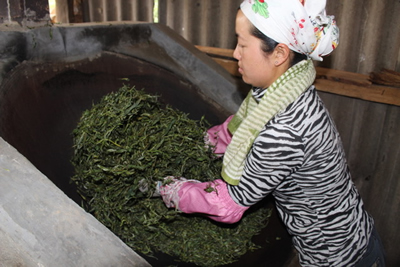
[159,177,248,224]
[158,176,200,208]
[205,115,234,156]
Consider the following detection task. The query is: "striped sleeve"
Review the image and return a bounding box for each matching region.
[228,122,304,206]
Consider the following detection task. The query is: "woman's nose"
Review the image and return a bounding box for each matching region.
[233,45,240,61]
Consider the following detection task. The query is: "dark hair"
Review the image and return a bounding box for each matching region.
[251,25,307,67]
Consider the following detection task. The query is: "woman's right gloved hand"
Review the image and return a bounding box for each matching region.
[205,115,234,157]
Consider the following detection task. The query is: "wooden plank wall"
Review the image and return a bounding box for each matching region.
[73,0,400,73]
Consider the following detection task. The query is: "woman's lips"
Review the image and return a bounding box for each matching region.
[238,65,243,74]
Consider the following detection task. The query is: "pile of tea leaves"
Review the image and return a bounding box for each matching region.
[71,84,271,266]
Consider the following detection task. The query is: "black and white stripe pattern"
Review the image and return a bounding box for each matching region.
[228,86,373,266]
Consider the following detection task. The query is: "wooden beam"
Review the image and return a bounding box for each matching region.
[196,45,400,107]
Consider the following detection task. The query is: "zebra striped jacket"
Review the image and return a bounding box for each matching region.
[228,85,374,266]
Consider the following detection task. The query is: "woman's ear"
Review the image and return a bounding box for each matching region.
[273,43,291,67]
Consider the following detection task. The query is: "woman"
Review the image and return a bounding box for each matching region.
[158,0,385,266]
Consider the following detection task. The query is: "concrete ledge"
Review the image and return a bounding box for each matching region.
[0,137,151,267]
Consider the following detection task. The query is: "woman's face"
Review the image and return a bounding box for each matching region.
[233,10,280,89]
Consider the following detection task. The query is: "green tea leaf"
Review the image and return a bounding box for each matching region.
[71,85,271,266]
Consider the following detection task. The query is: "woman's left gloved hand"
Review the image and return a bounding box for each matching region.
[157,176,200,209]
[158,177,249,223]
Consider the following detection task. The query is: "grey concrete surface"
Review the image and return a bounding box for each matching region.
[0,137,151,267]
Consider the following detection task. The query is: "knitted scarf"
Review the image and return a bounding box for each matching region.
[221,59,316,185]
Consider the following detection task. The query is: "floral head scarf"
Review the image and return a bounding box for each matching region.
[240,0,339,61]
